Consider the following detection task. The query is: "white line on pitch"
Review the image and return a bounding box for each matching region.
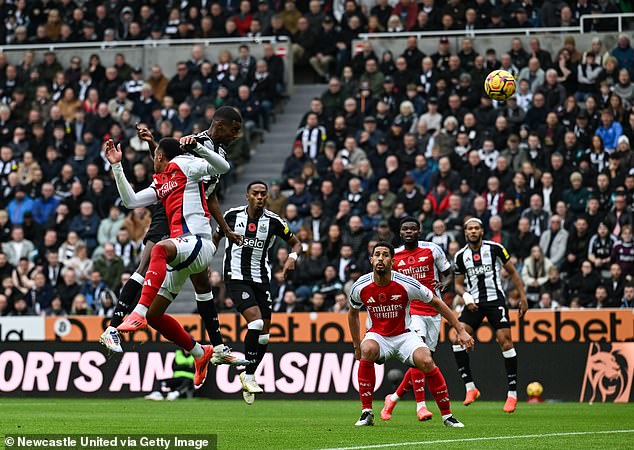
[320,429,634,450]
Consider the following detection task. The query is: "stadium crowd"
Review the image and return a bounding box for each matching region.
[0,0,633,318]
[266,31,634,314]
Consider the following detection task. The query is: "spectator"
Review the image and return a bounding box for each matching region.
[93,242,123,290]
[621,284,634,309]
[2,226,34,266]
[566,260,602,307]
[69,201,99,254]
[522,245,554,305]
[596,110,623,152]
[71,293,94,315]
[612,225,633,280]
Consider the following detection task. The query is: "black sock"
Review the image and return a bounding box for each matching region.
[110,277,143,328]
[453,346,474,385]
[244,330,260,374]
[254,343,268,369]
[503,349,518,393]
[196,300,223,347]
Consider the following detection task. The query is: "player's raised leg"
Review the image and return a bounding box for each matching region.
[355,338,380,426]
[411,346,463,428]
[497,328,518,413]
[145,294,213,389]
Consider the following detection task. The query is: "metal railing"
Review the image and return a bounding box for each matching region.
[0,36,290,53]
[359,12,634,40]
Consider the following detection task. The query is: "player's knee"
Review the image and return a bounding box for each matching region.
[247,319,264,331]
[258,334,270,345]
[498,339,514,351]
[360,343,379,361]
[419,356,435,373]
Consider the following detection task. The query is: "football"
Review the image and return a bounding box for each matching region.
[484,69,517,101]
[526,381,544,397]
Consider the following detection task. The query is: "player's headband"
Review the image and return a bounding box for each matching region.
[464,218,483,228]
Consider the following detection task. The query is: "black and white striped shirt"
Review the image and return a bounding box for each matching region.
[454,240,511,303]
[220,206,294,285]
[192,130,227,196]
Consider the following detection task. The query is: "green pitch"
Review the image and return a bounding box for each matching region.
[1,399,633,449]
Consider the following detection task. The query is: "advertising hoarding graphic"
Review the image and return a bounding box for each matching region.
[580,343,634,403]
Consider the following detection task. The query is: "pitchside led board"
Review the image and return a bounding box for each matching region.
[0,311,632,402]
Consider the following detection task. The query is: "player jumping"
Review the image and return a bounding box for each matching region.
[381,217,452,422]
[348,241,474,427]
[452,218,528,413]
[105,136,246,388]
[214,181,301,404]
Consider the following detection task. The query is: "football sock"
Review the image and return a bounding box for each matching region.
[147,313,195,351]
[190,342,204,358]
[417,401,427,410]
[110,272,144,328]
[244,329,261,375]
[453,344,474,387]
[138,245,169,309]
[196,294,223,347]
[502,348,518,395]
[411,368,426,403]
[425,366,451,416]
[394,368,412,399]
[255,334,270,369]
[359,359,376,410]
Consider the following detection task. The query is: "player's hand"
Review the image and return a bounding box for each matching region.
[456,329,475,352]
[226,230,243,246]
[519,297,528,319]
[353,346,361,361]
[466,303,478,312]
[179,135,197,151]
[432,280,445,293]
[135,123,154,142]
[104,139,122,164]
[282,257,296,280]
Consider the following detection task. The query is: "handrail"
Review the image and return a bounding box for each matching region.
[358,12,634,40]
[0,36,289,52]
[579,11,634,33]
[359,26,581,40]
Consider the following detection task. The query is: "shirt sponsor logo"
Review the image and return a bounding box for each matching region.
[156,180,179,198]
[467,264,493,276]
[242,237,266,249]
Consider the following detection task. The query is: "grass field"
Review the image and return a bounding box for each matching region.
[1,399,633,449]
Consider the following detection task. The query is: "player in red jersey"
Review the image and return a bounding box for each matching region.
[381,217,452,422]
[348,241,474,427]
[105,137,247,388]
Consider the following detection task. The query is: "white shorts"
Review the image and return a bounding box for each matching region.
[362,331,427,367]
[410,314,442,352]
[158,235,215,302]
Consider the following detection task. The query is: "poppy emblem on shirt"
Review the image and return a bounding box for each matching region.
[408,256,415,264]
[248,223,257,232]
[474,254,481,262]
[378,293,387,302]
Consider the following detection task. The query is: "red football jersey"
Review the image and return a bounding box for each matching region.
[151,154,212,238]
[348,271,434,337]
[393,241,450,316]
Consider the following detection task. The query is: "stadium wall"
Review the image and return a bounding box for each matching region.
[0,311,633,402]
[1,342,633,403]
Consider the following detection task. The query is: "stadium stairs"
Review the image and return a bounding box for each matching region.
[170,84,325,313]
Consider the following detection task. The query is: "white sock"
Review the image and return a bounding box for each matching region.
[190,342,204,358]
[390,393,400,402]
[466,382,476,391]
[133,304,148,317]
[362,408,373,413]
[213,344,226,352]
[243,373,255,381]
[507,391,517,399]
[442,414,452,421]
[416,401,427,411]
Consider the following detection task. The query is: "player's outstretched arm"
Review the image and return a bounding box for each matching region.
[105,140,158,208]
[503,260,529,318]
[347,308,362,360]
[429,295,474,351]
[180,136,230,175]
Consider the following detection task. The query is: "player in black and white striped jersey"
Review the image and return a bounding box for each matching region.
[451,217,528,414]
[214,180,302,404]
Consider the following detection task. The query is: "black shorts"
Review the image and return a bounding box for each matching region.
[227,280,272,320]
[459,298,511,331]
[143,205,170,244]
